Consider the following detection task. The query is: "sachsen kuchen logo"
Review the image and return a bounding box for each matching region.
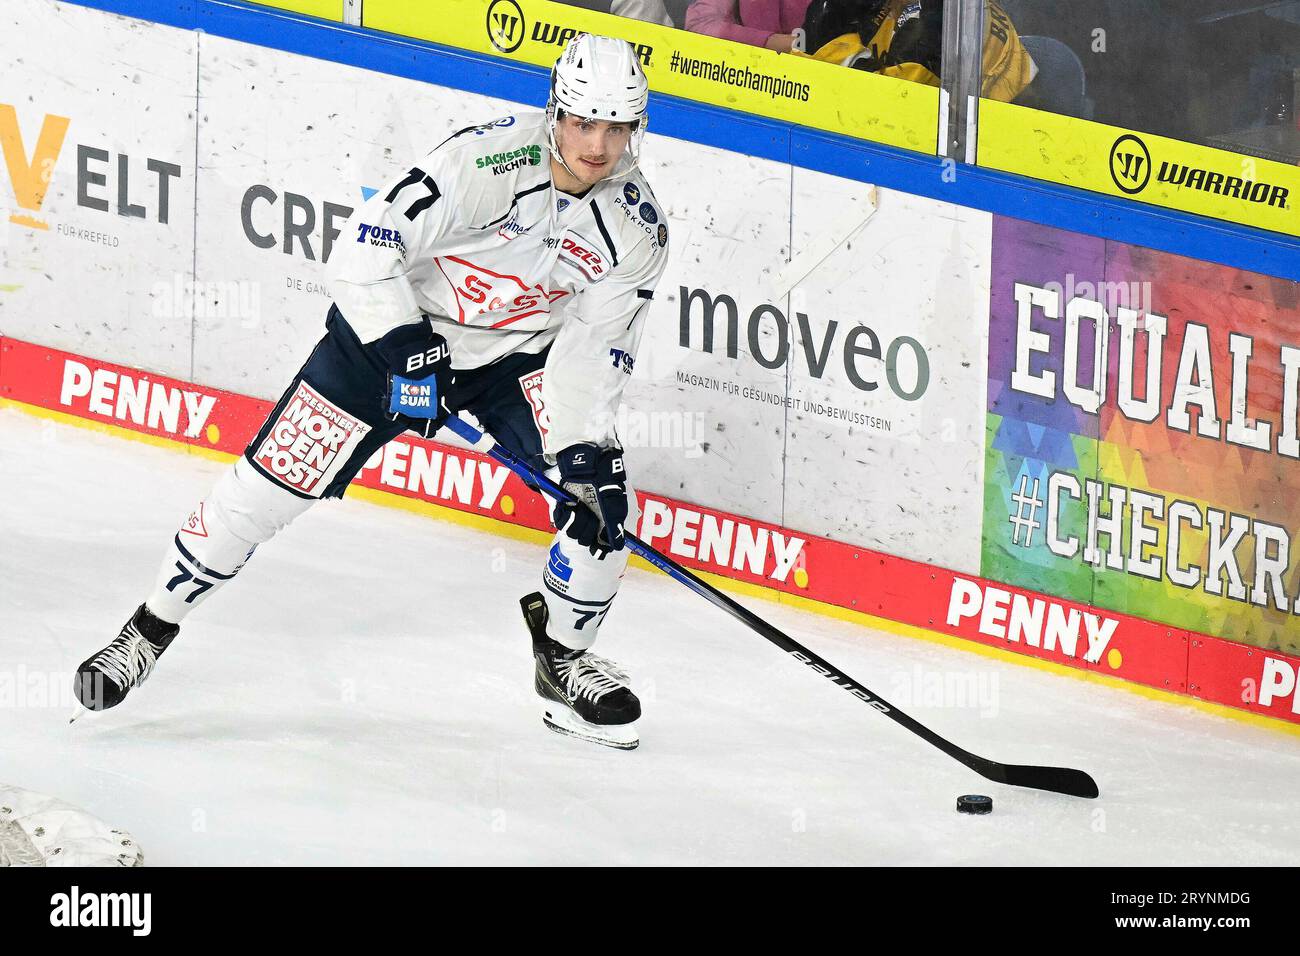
[1109,134,1151,195]
[486,0,526,53]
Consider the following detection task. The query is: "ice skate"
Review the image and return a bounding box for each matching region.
[74,604,180,712]
[521,593,640,750]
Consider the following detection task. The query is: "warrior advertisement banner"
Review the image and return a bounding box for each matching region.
[984,216,1300,656]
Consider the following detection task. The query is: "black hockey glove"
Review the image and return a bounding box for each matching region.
[372,318,453,439]
[553,443,628,555]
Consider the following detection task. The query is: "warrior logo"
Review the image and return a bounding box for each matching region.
[486,0,525,53]
[1109,134,1151,195]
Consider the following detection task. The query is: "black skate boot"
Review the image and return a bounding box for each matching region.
[520,592,640,750]
[74,604,180,712]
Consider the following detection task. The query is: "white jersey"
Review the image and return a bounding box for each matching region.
[329,111,670,455]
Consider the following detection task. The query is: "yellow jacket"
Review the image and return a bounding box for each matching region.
[798,1,1036,103]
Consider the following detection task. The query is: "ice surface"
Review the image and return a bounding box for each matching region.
[1,408,1298,865]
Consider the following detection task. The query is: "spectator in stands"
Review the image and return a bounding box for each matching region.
[612,0,676,27]
[794,0,1035,102]
[684,0,813,53]
[564,0,676,28]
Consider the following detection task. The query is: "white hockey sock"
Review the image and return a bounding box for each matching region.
[145,457,314,623]
[540,487,638,651]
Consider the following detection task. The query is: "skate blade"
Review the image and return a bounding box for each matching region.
[542,707,639,751]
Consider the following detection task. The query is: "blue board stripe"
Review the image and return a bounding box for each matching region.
[53,0,1300,280]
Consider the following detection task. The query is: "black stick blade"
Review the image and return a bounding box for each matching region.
[990,763,1100,799]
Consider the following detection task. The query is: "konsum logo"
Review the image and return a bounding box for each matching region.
[0,104,183,230]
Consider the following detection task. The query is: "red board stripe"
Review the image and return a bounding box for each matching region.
[2,335,1296,725]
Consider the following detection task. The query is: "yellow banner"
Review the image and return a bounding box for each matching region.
[363,0,939,154]
[979,99,1299,238]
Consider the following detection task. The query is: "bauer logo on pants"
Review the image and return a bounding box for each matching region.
[253,382,372,495]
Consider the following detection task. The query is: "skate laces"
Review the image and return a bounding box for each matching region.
[89,622,160,692]
[556,653,629,704]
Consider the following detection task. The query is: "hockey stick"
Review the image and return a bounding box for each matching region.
[443,415,1099,799]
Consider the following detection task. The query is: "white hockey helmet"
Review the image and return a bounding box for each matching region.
[546,33,649,179]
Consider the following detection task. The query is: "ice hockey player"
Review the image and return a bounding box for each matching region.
[73,33,669,750]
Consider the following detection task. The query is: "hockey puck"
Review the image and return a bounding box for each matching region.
[956,794,993,815]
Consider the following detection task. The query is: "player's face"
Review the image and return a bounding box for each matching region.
[553,115,634,190]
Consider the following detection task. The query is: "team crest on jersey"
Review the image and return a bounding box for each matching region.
[253,382,373,496]
[556,196,570,212]
[622,182,640,204]
[517,369,551,443]
[435,255,569,326]
[557,235,606,281]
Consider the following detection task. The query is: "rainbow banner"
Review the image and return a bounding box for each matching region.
[983,217,1300,655]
